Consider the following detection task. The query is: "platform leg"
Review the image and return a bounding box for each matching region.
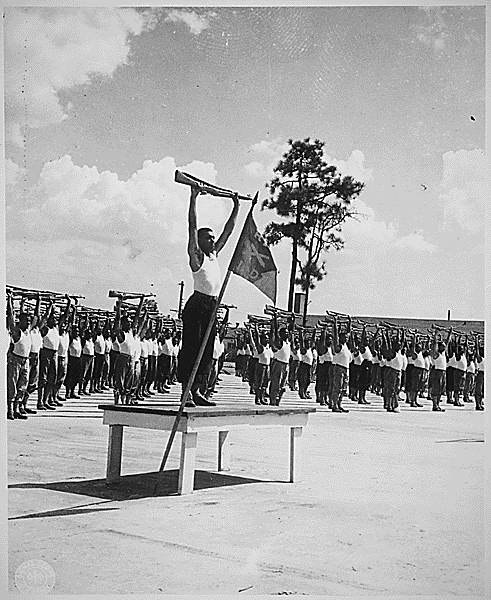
[106,425,124,484]
[289,426,303,483]
[178,432,198,495]
[218,430,231,472]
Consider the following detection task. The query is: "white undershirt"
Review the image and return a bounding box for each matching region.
[193,252,221,297]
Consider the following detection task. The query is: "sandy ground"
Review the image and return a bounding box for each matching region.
[7,369,486,596]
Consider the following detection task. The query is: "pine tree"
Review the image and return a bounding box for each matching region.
[262,138,365,323]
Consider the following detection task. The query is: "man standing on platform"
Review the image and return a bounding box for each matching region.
[178,184,239,407]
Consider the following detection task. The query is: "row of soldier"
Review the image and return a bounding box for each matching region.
[234,311,485,413]
[6,289,193,420]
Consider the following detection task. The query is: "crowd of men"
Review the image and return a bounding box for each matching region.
[6,288,229,421]
[6,286,485,420]
[235,313,485,413]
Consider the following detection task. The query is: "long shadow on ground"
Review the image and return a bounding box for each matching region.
[8,469,271,508]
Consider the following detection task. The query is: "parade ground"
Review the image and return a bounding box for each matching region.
[7,368,485,596]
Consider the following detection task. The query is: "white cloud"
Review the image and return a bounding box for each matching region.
[437,149,487,233]
[6,155,236,312]
[324,149,373,184]
[165,9,215,35]
[245,139,373,185]
[344,198,436,253]
[248,139,433,253]
[244,138,289,179]
[6,155,228,253]
[4,7,155,146]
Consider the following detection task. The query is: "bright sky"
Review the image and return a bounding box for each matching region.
[4,4,486,325]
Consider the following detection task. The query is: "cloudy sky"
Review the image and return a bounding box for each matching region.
[4,4,486,323]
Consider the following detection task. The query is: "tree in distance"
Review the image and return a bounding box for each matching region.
[261,138,365,324]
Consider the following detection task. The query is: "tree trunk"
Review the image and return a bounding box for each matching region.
[287,240,297,312]
[302,278,310,327]
[288,170,303,312]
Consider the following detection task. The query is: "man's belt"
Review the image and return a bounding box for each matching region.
[193,290,218,300]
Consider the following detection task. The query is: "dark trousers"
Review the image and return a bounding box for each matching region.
[138,357,148,394]
[297,362,312,397]
[25,352,40,396]
[91,353,105,389]
[157,354,172,389]
[38,347,58,403]
[80,354,94,390]
[109,349,119,386]
[66,355,81,393]
[178,292,217,387]
[146,355,156,389]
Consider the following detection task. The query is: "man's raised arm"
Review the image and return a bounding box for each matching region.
[215,193,240,254]
[187,186,203,271]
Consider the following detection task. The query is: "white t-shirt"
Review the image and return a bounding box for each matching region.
[13,330,32,358]
[454,354,467,372]
[256,344,272,366]
[318,347,333,364]
[69,337,82,358]
[353,353,363,366]
[213,336,224,360]
[82,339,94,356]
[273,340,291,364]
[333,344,351,368]
[413,352,425,369]
[30,328,43,353]
[193,252,221,297]
[120,331,134,356]
[94,334,105,355]
[433,352,447,371]
[388,351,404,372]
[43,327,60,350]
[448,355,458,369]
[58,332,70,358]
[162,338,174,356]
[301,348,313,365]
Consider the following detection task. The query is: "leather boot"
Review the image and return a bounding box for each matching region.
[7,401,15,420]
[23,398,37,414]
[14,401,28,419]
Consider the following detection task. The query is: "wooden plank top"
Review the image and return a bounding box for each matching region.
[98,404,316,418]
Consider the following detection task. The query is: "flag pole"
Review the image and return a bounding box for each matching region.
[153,194,258,494]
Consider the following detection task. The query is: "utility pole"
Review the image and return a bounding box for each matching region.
[178,281,185,319]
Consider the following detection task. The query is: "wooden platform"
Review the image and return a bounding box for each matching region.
[98,403,316,495]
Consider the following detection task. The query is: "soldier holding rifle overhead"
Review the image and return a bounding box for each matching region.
[178,183,239,407]
[330,315,352,413]
[380,327,403,413]
[22,295,45,412]
[406,332,425,408]
[268,313,292,406]
[6,292,32,419]
[53,299,75,403]
[315,326,332,407]
[65,312,83,400]
[429,327,452,412]
[38,295,71,410]
[112,295,144,405]
[474,334,484,411]
[452,335,468,406]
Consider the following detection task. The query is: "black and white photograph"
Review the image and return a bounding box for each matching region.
[3,1,486,596]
